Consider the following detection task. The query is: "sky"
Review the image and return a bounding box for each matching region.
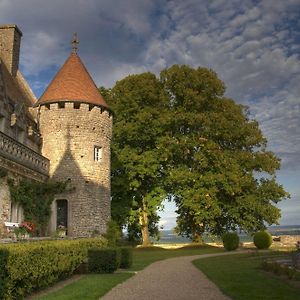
[1,0,299,229]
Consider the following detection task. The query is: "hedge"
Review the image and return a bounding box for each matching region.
[120,247,133,269]
[0,238,106,299]
[88,248,121,273]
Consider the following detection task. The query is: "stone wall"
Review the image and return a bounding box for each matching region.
[0,24,22,76]
[39,102,112,237]
[0,131,49,176]
[0,177,10,237]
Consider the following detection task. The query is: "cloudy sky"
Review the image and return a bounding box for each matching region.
[1,0,299,228]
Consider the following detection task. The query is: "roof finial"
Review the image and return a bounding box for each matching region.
[71,33,79,54]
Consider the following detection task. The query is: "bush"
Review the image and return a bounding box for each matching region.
[262,260,300,280]
[222,232,240,251]
[253,231,272,249]
[88,248,121,273]
[120,248,133,269]
[0,238,106,299]
[104,220,121,247]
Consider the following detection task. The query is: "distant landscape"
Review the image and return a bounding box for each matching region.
[155,225,300,244]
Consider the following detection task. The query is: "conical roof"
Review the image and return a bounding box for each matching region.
[36,52,109,109]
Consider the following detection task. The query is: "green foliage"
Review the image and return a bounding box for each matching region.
[0,168,8,178]
[120,247,133,269]
[105,64,289,245]
[13,226,28,239]
[8,179,67,235]
[253,231,273,249]
[104,73,169,246]
[222,232,240,251]
[159,65,289,238]
[88,248,121,273]
[0,249,9,298]
[262,260,300,280]
[103,220,121,247]
[0,238,106,299]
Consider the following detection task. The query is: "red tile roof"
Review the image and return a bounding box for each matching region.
[36,53,109,109]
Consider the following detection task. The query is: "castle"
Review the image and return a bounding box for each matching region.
[0,24,112,237]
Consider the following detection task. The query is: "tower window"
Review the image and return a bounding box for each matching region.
[74,102,80,109]
[94,146,102,162]
[58,102,65,109]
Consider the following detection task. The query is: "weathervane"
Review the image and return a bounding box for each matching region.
[71,33,79,54]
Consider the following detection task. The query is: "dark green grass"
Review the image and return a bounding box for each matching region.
[193,253,300,300]
[36,273,133,300]
[129,244,224,271]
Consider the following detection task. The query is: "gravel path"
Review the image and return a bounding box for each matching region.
[100,251,246,300]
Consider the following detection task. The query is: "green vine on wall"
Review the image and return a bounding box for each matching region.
[8,179,68,236]
[0,168,8,178]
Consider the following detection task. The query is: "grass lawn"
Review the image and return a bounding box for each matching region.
[35,244,223,300]
[35,273,133,300]
[129,244,224,271]
[193,252,300,300]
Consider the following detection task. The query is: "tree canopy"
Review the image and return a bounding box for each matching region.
[104,65,289,245]
[103,73,169,246]
[160,65,288,241]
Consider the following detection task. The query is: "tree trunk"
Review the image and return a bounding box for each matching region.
[139,199,150,247]
[192,231,203,244]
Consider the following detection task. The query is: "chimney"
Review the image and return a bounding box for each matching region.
[0,24,22,76]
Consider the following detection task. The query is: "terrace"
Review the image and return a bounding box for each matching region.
[0,130,49,176]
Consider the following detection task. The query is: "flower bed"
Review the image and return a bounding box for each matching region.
[262,257,300,281]
[0,237,106,299]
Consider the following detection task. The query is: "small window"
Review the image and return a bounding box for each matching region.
[94,146,103,162]
[58,102,65,109]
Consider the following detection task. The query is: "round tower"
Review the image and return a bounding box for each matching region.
[36,38,112,237]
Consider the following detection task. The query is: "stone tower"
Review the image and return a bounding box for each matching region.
[35,38,112,237]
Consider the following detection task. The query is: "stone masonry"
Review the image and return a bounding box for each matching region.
[39,103,112,236]
[0,24,112,237]
[0,24,22,77]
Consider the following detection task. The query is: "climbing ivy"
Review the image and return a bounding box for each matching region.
[0,168,8,178]
[8,179,67,236]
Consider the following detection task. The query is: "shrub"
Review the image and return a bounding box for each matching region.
[104,220,121,247]
[222,232,240,251]
[253,231,272,249]
[88,248,121,273]
[0,238,106,299]
[120,248,133,269]
[262,260,300,281]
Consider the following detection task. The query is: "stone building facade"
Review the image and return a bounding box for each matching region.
[0,24,112,237]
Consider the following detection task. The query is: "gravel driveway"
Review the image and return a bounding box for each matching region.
[100,252,243,300]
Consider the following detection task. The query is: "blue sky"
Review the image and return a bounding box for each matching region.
[1,0,299,228]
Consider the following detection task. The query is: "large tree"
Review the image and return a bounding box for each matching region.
[159,65,289,241]
[105,65,289,245]
[105,73,168,246]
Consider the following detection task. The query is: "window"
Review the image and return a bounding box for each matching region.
[74,102,80,109]
[94,146,102,162]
